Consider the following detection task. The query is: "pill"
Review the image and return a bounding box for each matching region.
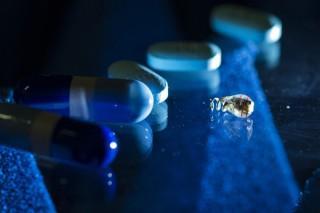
[147,42,221,71]
[211,4,282,43]
[14,75,154,123]
[0,103,118,167]
[108,60,168,104]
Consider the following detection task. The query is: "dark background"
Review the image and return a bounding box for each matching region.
[1,0,319,82]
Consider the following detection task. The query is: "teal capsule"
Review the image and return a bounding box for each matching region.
[211,4,282,43]
[147,42,221,71]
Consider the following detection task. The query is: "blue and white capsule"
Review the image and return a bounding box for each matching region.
[14,75,154,123]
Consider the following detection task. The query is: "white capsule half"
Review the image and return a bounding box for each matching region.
[211,4,282,43]
[108,60,168,104]
[70,77,154,123]
[147,42,221,71]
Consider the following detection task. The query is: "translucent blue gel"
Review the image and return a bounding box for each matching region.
[14,75,71,115]
[51,118,118,167]
[14,75,154,123]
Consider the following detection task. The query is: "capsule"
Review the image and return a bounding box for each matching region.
[147,41,221,71]
[14,75,154,123]
[108,60,168,104]
[0,103,118,167]
[211,4,282,43]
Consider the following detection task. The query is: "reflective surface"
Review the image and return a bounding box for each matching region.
[1,0,320,212]
[44,40,300,212]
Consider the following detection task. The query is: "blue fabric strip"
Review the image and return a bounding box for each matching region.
[0,146,55,212]
[197,39,299,212]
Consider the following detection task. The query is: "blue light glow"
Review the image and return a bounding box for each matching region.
[110,141,118,149]
[101,127,118,168]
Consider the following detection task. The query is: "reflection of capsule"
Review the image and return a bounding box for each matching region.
[13,75,154,123]
[109,121,153,166]
[256,42,281,70]
[146,102,168,132]
[0,104,117,167]
[38,159,116,212]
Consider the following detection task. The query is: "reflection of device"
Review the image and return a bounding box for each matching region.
[209,112,253,141]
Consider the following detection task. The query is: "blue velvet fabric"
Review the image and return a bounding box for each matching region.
[197,40,299,212]
[0,146,55,212]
